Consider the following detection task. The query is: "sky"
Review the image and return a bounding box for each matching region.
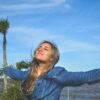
[0,0,100,71]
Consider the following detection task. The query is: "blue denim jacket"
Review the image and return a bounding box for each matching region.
[4,66,100,100]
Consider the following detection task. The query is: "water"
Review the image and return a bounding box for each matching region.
[60,83,100,100]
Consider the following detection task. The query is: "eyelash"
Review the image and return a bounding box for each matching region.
[37,48,48,51]
[44,48,48,51]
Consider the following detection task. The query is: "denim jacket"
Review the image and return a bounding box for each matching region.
[4,66,100,100]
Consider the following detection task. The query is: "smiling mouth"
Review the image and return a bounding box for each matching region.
[37,52,43,55]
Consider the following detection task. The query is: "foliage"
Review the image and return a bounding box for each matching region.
[0,18,9,34]
[0,18,10,92]
[0,68,3,76]
[1,80,24,100]
[16,60,31,70]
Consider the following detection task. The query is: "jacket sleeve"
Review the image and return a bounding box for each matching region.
[4,66,29,81]
[52,68,100,87]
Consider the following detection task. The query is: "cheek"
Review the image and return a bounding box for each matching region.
[40,52,52,61]
[45,52,52,60]
[44,52,49,55]
[43,52,50,58]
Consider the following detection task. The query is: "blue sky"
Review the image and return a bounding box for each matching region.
[0,0,100,71]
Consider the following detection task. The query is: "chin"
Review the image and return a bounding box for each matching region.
[35,57,46,63]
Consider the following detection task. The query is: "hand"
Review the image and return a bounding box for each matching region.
[5,64,12,67]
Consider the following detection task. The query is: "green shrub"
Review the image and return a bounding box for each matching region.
[1,80,24,100]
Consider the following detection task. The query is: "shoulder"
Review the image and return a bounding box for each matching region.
[47,66,66,77]
[52,66,65,71]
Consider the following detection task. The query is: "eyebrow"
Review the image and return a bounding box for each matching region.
[39,45,49,48]
[44,46,49,48]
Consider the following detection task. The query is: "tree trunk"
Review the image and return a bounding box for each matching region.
[3,33,7,92]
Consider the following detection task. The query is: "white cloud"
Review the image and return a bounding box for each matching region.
[94,36,100,40]
[0,0,71,15]
[7,26,57,49]
[0,4,54,11]
[7,26,100,54]
[1,25,100,54]
[50,34,100,53]
[1,25,100,68]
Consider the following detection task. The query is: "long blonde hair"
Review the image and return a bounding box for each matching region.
[21,40,60,96]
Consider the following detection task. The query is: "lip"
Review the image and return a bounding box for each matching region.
[37,52,43,55]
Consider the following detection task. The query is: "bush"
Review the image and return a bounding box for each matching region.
[1,80,24,100]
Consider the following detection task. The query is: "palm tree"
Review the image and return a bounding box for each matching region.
[16,60,31,70]
[0,18,9,92]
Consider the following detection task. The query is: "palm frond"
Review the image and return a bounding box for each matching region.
[0,18,9,34]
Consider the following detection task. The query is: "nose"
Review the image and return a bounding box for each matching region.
[38,47,43,52]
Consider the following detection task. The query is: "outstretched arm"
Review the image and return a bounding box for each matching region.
[4,66,29,81]
[49,67,100,87]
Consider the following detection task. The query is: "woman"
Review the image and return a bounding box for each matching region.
[4,40,100,100]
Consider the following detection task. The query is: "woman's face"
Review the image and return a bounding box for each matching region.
[35,43,53,62]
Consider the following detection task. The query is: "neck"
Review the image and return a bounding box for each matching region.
[37,62,51,78]
[33,57,53,78]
